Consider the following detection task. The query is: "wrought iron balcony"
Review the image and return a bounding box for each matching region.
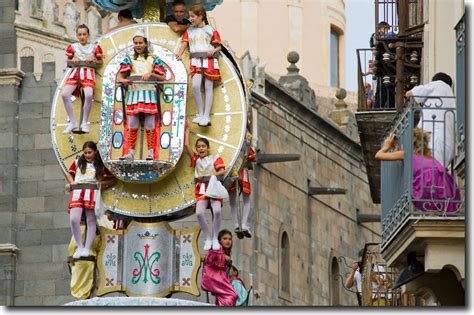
[380,97,464,247]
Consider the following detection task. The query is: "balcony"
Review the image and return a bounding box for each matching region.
[379,97,465,305]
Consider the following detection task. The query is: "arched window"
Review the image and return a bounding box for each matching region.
[331,257,340,305]
[280,231,290,295]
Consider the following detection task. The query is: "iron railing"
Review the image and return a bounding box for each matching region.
[357,48,396,111]
[455,15,465,164]
[375,0,424,37]
[381,97,464,246]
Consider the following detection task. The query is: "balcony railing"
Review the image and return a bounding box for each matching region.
[455,15,465,165]
[381,97,464,246]
[357,48,396,111]
[376,0,424,37]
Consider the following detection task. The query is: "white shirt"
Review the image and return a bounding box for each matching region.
[412,80,456,167]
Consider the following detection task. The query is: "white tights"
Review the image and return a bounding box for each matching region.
[228,190,251,229]
[69,208,96,251]
[195,199,221,241]
[127,114,156,129]
[61,85,93,125]
[192,74,214,118]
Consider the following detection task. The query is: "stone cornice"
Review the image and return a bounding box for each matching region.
[382,217,465,267]
[0,243,20,254]
[0,69,25,86]
[15,23,73,50]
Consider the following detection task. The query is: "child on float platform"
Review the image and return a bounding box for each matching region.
[116,28,166,160]
[184,121,226,250]
[176,4,222,127]
[65,141,114,259]
[62,24,104,134]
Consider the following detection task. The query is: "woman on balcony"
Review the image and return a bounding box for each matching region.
[375,129,460,213]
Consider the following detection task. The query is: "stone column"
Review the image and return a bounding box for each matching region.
[0,0,23,306]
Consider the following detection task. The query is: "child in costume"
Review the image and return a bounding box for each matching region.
[201,229,238,306]
[62,24,103,134]
[177,4,222,127]
[184,121,226,250]
[230,265,249,306]
[66,141,114,259]
[228,146,256,238]
[116,28,166,160]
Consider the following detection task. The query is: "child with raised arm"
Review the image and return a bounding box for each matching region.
[65,141,115,259]
[62,24,103,134]
[184,121,226,250]
[176,4,221,127]
[116,28,166,160]
[201,229,238,306]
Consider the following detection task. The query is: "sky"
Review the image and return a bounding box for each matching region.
[345,0,375,92]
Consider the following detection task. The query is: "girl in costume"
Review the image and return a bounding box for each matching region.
[62,24,104,134]
[228,146,256,238]
[65,141,114,259]
[375,128,461,212]
[201,229,238,306]
[184,121,226,250]
[177,4,222,127]
[116,28,166,160]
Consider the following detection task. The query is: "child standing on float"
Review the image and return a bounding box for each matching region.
[62,24,104,134]
[176,4,222,127]
[184,121,226,250]
[116,29,166,160]
[66,141,114,259]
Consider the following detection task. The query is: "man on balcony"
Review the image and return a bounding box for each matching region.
[405,72,456,167]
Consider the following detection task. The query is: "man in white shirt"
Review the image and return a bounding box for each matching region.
[405,72,456,167]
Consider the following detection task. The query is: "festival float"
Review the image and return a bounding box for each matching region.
[49,0,253,303]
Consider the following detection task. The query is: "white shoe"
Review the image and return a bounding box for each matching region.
[146,149,154,160]
[203,239,212,250]
[79,248,90,257]
[192,115,203,124]
[211,239,221,250]
[72,248,83,259]
[63,122,78,134]
[121,150,134,160]
[198,116,211,127]
[80,122,90,133]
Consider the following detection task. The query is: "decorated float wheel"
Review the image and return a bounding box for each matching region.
[51,23,249,219]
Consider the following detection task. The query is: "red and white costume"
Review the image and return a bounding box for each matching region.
[181,25,221,81]
[228,148,256,195]
[68,160,99,212]
[190,153,225,203]
[65,42,104,96]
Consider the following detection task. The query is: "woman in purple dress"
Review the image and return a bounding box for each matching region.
[375,128,460,212]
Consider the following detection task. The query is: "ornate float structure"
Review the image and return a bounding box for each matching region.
[51,0,252,300]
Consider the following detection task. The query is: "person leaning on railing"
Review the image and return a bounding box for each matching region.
[375,129,461,213]
[404,72,456,168]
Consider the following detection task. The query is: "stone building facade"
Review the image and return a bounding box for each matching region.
[1,0,379,306]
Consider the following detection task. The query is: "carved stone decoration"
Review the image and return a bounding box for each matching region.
[42,53,55,63]
[42,0,55,23]
[20,47,35,57]
[96,222,201,297]
[279,51,317,112]
[64,2,80,38]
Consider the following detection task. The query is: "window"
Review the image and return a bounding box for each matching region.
[280,231,290,295]
[331,257,340,305]
[330,28,340,87]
